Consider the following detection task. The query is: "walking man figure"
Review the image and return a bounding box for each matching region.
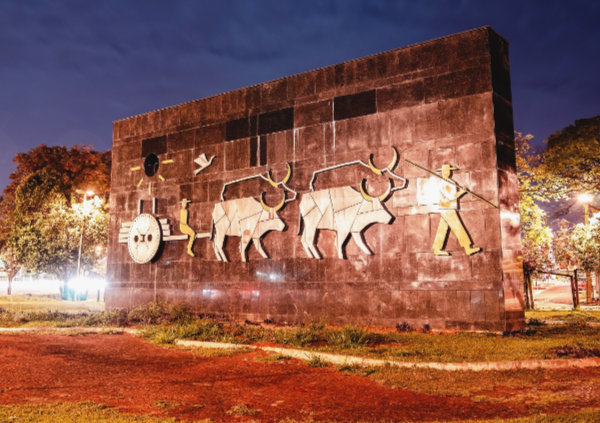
[432,164,481,256]
[179,198,196,257]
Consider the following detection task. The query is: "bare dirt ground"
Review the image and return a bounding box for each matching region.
[0,333,598,422]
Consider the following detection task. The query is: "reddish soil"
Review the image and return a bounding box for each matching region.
[0,333,596,422]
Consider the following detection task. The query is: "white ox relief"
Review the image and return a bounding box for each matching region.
[211,193,286,262]
[298,180,394,259]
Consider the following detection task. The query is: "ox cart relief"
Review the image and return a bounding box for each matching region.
[119,146,494,264]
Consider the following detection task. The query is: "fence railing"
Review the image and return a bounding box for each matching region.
[523,269,580,310]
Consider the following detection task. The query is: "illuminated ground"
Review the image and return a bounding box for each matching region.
[0,332,599,422]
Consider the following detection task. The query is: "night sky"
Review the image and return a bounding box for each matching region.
[1,0,599,192]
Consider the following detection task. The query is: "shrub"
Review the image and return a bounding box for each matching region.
[169,304,195,323]
[306,355,328,367]
[128,302,169,325]
[273,321,326,347]
[326,325,370,348]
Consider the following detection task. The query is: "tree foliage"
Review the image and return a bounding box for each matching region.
[515,132,553,272]
[569,215,600,272]
[0,145,110,283]
[542,115,600,198]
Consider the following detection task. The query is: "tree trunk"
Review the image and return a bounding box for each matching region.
[7,278,11,296]
[586,271,593,303]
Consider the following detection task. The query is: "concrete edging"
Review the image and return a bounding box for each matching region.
[2,327,599,372]
[174,339,600,372]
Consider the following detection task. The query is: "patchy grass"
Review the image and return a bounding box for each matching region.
[3,298,600,364]
[184,346,250,358]
[306,354,329,368]
[0,295,104,313]
[459,412,600,422]
[526,309,600,324]
[0,402,211,422]
[275,411,600,422]
[340,365,600,409]
[0,397,596,423]
[254,352,292,363]
[225,403,259,416]
[138,318,600,363]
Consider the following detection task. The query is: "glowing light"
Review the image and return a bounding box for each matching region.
[578,193,593,204]
[416,178,441,207]
[500,210,520,226]
[67,275,106,292]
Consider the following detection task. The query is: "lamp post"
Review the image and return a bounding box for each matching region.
[578,193,595,302]
[578,193,593,225]
[76,190,95,278]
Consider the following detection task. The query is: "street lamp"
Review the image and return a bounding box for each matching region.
[76,190,95,278]
[578,193,593,225]
[578,193,597,303]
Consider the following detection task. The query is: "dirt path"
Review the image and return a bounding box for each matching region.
[0,333,592,422]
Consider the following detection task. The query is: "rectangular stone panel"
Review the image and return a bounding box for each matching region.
[333,90,376,121]
[141,136,166,157]
[258,108,294,135]
[226,117,251,141]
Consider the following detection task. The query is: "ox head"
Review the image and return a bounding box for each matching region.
[358,178,394,225]
[368,147,399,176]
[367,147,408,191]
[267,162,292,188]
[258,192,287,232]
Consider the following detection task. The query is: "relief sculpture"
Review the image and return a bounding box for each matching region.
[119,146,496,263]
[299,180,394,259]
[211,163,297,262]
[431,165,481,256]
[299,148,407,259]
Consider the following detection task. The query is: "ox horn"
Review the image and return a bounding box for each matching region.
[368,147,399,175]
[267,162,292,187]
[360,178,393,203]
[260,192,287,212]
[360,179,374,202]
[378,178,393,202]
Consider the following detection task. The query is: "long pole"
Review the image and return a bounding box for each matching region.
[583,203,593,302]
[403,159,498,208]
[76,193,88,278]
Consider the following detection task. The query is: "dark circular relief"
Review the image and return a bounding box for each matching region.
[144,153,160,177]
[147,234,153,242]
[134,235,139,243]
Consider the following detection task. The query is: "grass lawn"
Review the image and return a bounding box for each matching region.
[0,402,208,423]
[0,295,104,313]
[139,317,600,363]
[526,309,600,324]
[1,297,600,362]
[0,403,598,422]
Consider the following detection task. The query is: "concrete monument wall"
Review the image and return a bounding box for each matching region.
[107,26,525,331]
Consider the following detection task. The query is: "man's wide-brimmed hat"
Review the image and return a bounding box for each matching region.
[181,198,191,205]
[436,164,459,173]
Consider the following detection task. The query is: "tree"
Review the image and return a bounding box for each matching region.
[552,219,576,271]
[570,216,600,273]
[541,116,600,201]
[0,145,110,291]
[515,132,553,272]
